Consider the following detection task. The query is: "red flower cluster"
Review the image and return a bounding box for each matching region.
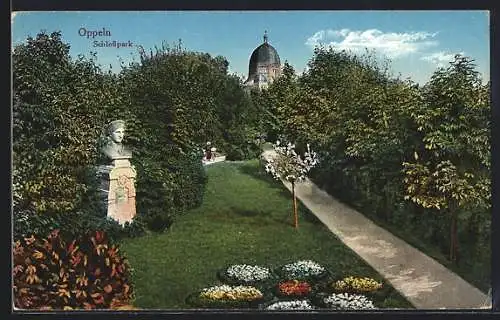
[278,280,311,296]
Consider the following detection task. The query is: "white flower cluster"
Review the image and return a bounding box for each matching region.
[281,260,325,278]
[226,264,271,282]
[265,140,319,183]
[266,300,315,310]
[201,284,261,294]
[323,293,376,310]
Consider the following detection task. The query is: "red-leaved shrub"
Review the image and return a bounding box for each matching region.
[13,229,134,310]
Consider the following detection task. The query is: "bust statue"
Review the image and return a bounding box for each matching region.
[100,120,132,161]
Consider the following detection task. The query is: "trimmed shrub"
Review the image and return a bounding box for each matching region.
[139,210,174,233]
[13,209,147,245]
[122,216,148,238]
[133,145,207,226]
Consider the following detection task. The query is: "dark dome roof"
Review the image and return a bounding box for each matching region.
[247,33,281,79]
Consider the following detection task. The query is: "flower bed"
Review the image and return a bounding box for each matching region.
[186,285,267,308]
[218,264,272,286]
[186,261,401,310]
[263,299,316,310]
[332,276,383,293]
[275,280,313,299]
[275,260,327,281]
[320,275,391,306]
[319,293,376,310]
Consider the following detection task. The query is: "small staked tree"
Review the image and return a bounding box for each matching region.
[265,141,319,228]
[402,157,489,263]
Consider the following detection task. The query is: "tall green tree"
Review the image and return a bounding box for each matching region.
[13,31,115,215]
[285,48,422,211]
[116,41,261,223]
[402,55,490,263]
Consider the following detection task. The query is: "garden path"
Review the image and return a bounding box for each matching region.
[261,150,490,309]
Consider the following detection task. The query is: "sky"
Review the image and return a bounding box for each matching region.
[11,11,490,85]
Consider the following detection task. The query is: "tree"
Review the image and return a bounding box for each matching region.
[263,61,299,141]
[265,141,318,228]
[115,40,261,224]
[402,55,490,263]
[281,48,423,221]
[12,31,114,215]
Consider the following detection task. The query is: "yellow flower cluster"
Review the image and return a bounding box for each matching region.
[200,286,263,301]
[333,276,382,293]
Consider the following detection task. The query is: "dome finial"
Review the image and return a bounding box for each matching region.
[263,30,268,43]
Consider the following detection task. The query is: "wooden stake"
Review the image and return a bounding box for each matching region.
[292,181,298,229]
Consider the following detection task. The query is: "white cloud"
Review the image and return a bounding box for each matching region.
[420,51,465,67]
[305,28,439,58]
[11,12,17,24]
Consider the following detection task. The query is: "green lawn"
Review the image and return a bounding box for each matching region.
[119,160,413,309]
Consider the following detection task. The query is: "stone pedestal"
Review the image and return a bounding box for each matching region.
[97,158,137,225]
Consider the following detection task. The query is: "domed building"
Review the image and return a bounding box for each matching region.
[244,31,282,90]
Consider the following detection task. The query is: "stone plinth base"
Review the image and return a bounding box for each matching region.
[97,159,137,225]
